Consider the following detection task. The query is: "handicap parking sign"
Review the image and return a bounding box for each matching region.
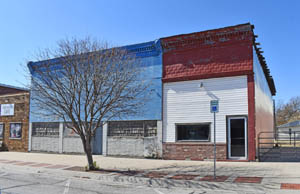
[210,100,219,113]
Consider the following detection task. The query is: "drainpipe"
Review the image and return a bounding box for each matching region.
[273,99,277,139]
[28,122,32,152]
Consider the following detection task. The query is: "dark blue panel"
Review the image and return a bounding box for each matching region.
[29,40,162,122]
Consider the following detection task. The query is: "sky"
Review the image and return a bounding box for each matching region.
[0,0,299,102]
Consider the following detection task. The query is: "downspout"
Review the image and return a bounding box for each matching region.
[273,99,277,139]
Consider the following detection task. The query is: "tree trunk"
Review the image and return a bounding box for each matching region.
[85,143,95,170]
[82,136,95,170]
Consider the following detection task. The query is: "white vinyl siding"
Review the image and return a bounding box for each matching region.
[163,76,249,143]
[253,47,274,134]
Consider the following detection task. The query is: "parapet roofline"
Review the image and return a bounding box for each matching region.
[27,23,276,96]
[160,23,276,96]
[0,83,29,92]
[252,25,276,96]
[160,22,252,41]
[27,40,162,74]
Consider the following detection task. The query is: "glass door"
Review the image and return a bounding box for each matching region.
[228,117,247,159]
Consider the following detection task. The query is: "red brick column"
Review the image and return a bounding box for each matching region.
[247,74,256,161]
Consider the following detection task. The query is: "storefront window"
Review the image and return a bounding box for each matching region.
[9,123,22,139]
[176,123,210,141]
[0,123,4,139]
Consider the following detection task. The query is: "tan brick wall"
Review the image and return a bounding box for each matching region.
[0,93,30,152]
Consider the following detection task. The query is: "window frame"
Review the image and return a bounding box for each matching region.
[175,122,211,142]
[0,122,4,139]
[9,122,22,140]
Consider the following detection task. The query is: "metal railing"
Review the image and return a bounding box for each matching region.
[258,131,300,162]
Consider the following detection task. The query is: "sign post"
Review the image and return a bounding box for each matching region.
[210,100,219,179]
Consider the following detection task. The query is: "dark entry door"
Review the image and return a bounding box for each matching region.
[228,117,247,159]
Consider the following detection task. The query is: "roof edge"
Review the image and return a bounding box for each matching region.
[252,25,276,96]
[0,83,29,92]
[160,23,252,41]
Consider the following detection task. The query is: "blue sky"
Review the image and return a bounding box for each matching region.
[0,0,299,102]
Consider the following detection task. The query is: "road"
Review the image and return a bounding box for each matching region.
[0,167,273,194]
[0,167,237,194]
[0,163,298,194]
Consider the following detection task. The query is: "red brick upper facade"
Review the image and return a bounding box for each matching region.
[161,23,254,82]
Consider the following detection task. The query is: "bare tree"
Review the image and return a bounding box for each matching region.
[28,37,149,170]
[276,97,300,125]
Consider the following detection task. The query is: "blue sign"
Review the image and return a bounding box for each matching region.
[210,100,219,113]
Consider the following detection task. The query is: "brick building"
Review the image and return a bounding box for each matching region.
[27,23,276,161]
[0,84,30,152]
[161,23,276,161]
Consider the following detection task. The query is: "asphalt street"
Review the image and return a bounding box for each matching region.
[1,152,300,194]
[0,168,238,194]
[0,166,298,194]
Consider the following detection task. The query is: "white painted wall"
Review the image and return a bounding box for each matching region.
[277,126,300,140]
[278,126,300,132]
[31,137,60,152]
[30,122,101,154]
[163,76,249,143]
[63,137,84,153]
[253,47,274,135]
[107,137,144,157]
[102,123,108,156]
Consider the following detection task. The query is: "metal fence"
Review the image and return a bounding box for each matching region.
[258,131,300,162]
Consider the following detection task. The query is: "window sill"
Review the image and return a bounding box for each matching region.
[32,136,59,138]
[169,142,226,145]
[177,140,210,142]
[176,141,212,144]
[9,138,22,140]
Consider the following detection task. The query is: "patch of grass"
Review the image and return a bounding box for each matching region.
[84,161,100,171]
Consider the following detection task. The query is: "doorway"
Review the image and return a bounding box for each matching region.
[227,116,247,159]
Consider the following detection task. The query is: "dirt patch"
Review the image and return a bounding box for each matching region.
[64,166,143,176]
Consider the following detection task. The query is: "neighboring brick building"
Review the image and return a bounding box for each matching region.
[161,23,276,161]
[0,84,30,152]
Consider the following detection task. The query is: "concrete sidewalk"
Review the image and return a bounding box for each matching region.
[0,151,299,175]
[0,151,216,170]
[1,152,300,193]
[0,151,299,173]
